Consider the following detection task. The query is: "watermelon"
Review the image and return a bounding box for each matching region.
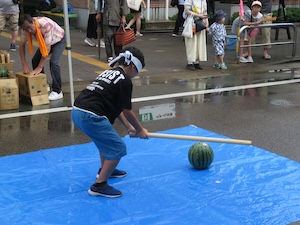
[188,142,214,170]
[0,66,8,78]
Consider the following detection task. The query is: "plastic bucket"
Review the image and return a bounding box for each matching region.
[225,35,237,51]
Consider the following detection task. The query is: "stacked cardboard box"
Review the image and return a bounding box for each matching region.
[0,50,13,74]
[16,72,49,106]
[0,74,19,110]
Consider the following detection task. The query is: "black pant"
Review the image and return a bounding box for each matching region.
[32,36,66,93]
[173,5,184,34]
[86,13,98,39]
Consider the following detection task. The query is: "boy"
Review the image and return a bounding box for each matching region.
[209,10,227,69]
[72,46,148,198]
[232,1,263,63]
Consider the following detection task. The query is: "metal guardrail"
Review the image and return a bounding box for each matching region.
[237,23,297,60]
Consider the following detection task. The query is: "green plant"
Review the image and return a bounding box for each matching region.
[169,14,177,21]
[231,12,239,24]
[272,8,300,22]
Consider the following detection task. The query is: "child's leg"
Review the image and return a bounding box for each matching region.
[218,55,224,64]
[248,37,252,57]
[239,38,244,57]
[97,158,120,183]
[215,55,219,64]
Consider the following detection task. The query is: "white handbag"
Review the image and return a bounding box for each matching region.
[127,0,143,11]
[182,15,194,38]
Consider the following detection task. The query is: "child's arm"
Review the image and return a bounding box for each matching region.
[123,109,148,138]
[243,20,262,26]
[118,112,136,136]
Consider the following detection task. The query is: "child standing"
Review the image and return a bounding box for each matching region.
[209,10,227,69]
[232,1,263,63]
[72,46,148,198]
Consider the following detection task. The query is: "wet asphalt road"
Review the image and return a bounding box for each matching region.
[1,24,300,225]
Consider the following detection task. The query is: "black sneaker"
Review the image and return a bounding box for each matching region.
[194,64,203,70]
[96,168,127,179]
[88,182,122,198]
[10,43,16,51]
[186,64,195,71]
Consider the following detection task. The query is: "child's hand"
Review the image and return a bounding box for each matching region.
[127,127,136,137]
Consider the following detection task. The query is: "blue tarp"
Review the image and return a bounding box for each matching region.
[0,125,300,225]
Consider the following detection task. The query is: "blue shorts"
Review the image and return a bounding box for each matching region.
[71,108,127,160]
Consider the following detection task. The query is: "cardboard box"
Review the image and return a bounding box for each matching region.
[16,72,49,106]
[0,76,19,110]
[0,62,14,74]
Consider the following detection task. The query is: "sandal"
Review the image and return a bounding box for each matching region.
[107,57,113,63]
[136,32,143,37]
[263,54,271,60]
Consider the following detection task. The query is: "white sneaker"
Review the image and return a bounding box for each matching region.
[247,56,254,63]
[48,91,63,101]
[84,38,95,47]
[100,40,105,48]
[239,57,248,63]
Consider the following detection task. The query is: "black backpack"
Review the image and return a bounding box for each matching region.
[38,0,57,11]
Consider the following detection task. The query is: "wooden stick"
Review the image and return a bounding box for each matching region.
[148,133,252,145]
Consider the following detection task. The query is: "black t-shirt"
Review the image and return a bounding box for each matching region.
[74,67,132,124]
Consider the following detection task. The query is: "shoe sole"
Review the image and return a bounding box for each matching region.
[84,40,95,47]
[96,173,127,179]
[88,189,122,198]
[49,96,63,101]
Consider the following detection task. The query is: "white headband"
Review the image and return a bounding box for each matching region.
[108,50,143,73]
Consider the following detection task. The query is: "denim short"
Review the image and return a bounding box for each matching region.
[72,107,127,160]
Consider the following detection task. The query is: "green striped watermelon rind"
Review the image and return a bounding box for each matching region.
[188,142,214,170]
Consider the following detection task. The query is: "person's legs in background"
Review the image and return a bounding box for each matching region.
[84,13,97,47]
[48,36,66,100]
[8,14,19,51]
[261,14,272,59]
[99,13,105,48]
[133,12,143,36]
[172,4,184,37]
[103,25,122,62]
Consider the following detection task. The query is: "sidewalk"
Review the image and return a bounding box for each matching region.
[0,25,299,93]
[66,26,300,90]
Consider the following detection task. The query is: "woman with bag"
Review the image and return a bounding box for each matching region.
[126,0,146,37]
[184,0,208,70]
